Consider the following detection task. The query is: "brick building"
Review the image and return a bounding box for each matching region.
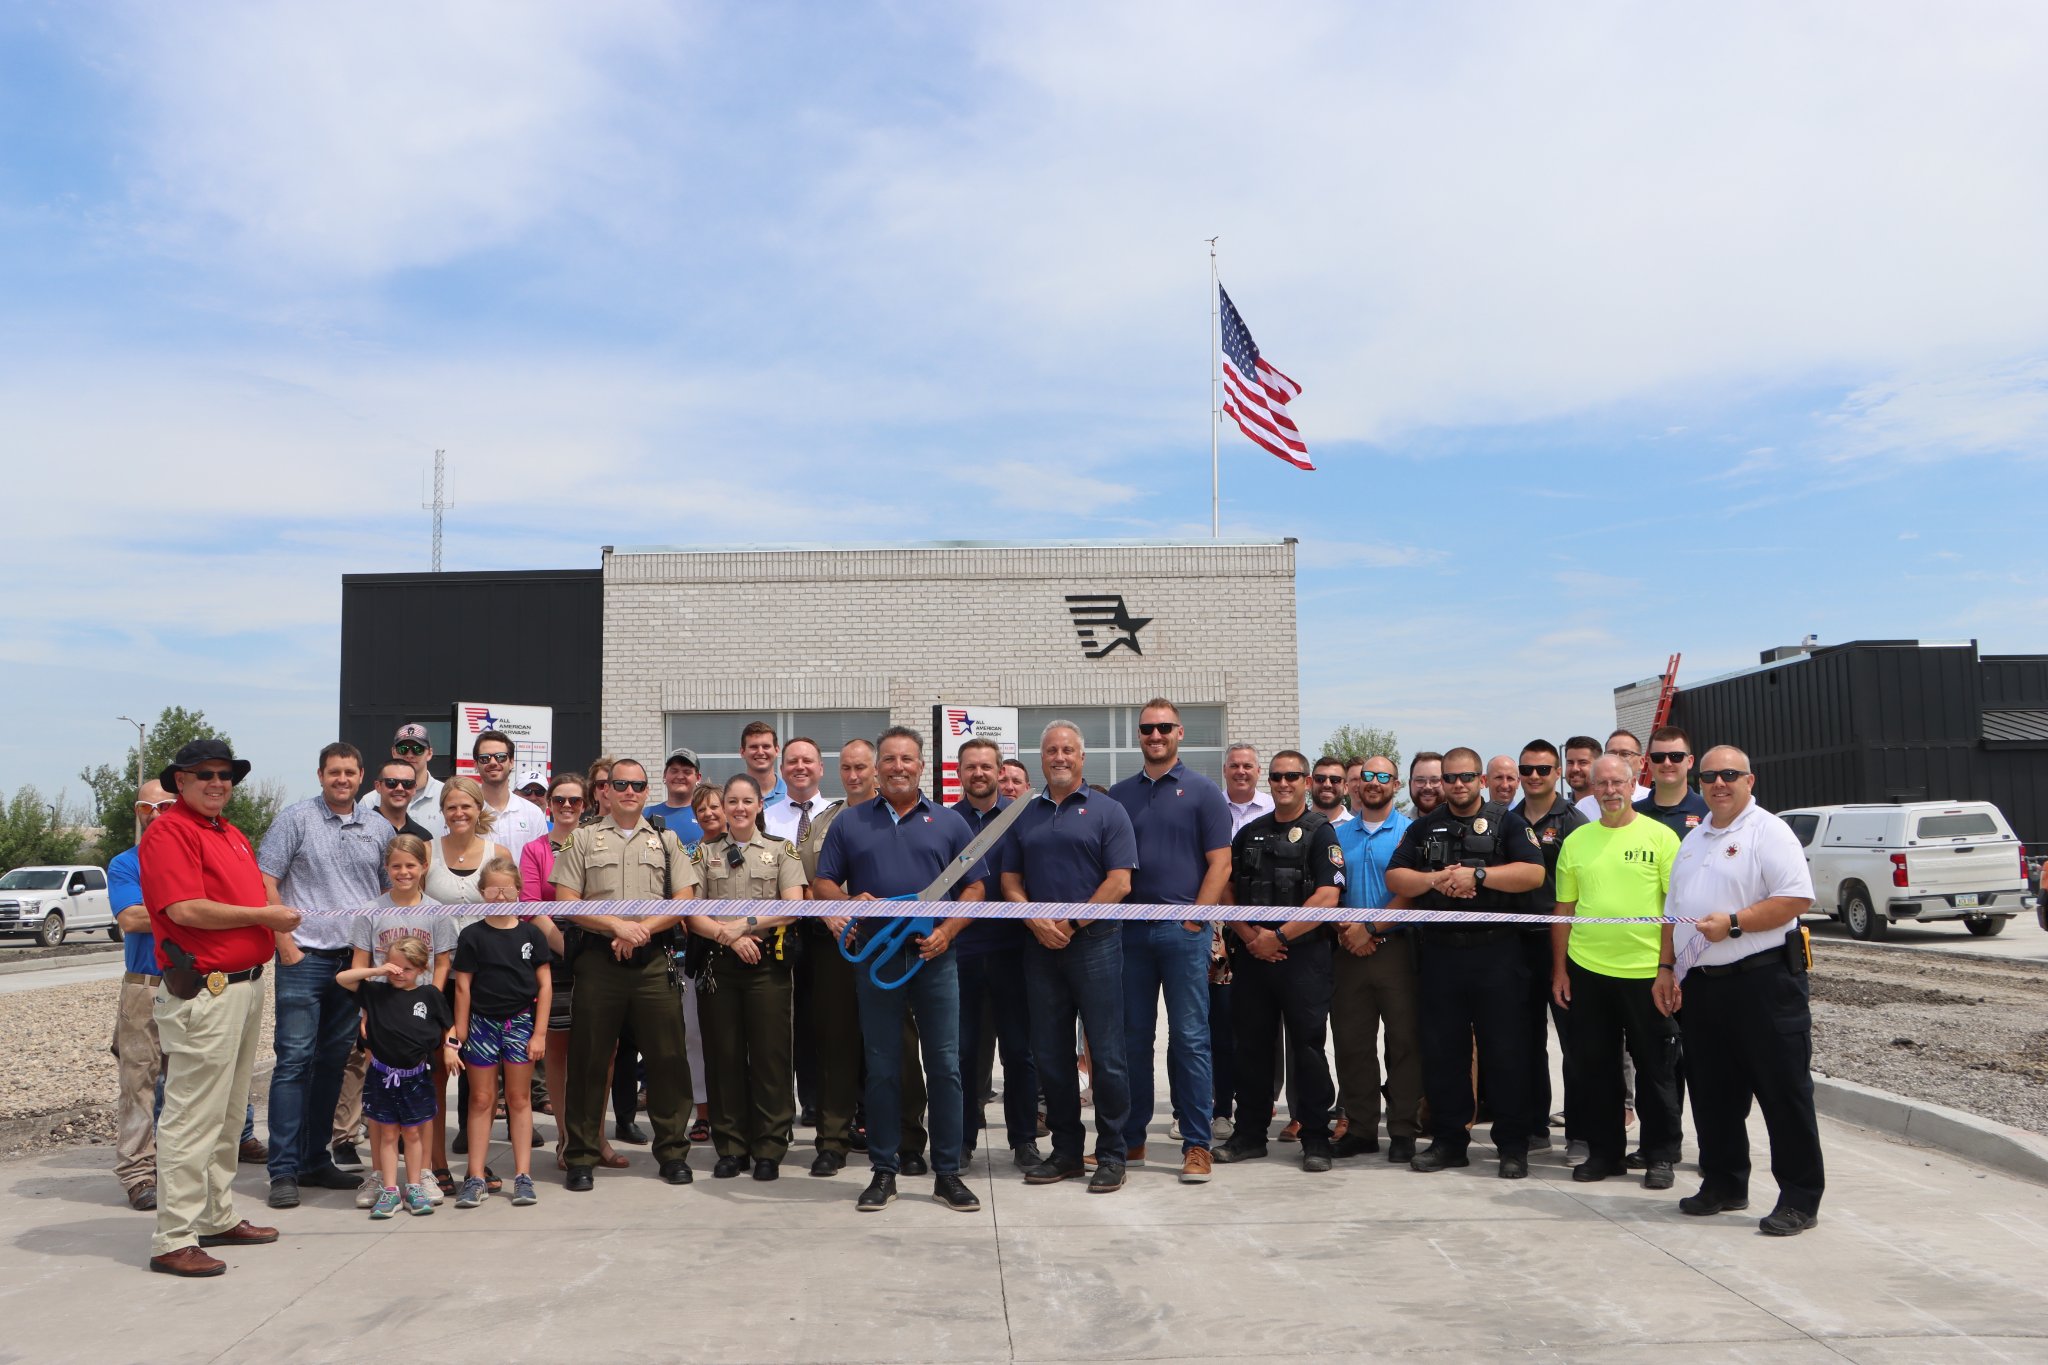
[341,539,1299,794]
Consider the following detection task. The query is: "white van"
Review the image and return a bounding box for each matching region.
[1780,801,2035,939]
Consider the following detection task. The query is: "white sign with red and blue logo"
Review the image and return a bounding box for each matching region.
[933,704,1019,802]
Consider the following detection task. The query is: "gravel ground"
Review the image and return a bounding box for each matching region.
[1811,939,2048,1136]
[0,978,273,1158]
[0,940,127,964]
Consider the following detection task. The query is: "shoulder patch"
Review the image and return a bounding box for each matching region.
[1328,844,1344,867]
[1525,828,1540,846]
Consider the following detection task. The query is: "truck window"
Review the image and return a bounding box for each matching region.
[1915,812,1999,840]
[80,869,107,891]
[1784,814,1820,846]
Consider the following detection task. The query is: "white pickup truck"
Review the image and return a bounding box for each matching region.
[0,865,116,947]
[1780,801,2036,940]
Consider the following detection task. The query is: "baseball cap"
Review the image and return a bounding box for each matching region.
[392,723,431,747]
[516,769,548,796]
[665,746,701,769]
[159,738,252,788]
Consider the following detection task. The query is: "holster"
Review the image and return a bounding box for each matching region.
[163,943,204,1000]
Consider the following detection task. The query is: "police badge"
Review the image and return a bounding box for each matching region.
[1288,826,1303,843]
[1472,817,1490,834]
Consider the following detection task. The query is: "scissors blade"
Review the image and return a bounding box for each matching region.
[915,796,1033,902]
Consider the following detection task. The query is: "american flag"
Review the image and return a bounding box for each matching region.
[1219,285,1312,470]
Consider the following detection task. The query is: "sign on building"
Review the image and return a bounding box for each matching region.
[933,704,1019,802]
[453,701,554,782]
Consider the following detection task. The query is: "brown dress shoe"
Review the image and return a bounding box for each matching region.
[238,1138,269,1164]
[126,1184,157,1211]
[197,1220,279,1247]
[150,1246,226,1277]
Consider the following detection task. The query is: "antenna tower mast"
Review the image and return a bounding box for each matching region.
[424,449,451,571]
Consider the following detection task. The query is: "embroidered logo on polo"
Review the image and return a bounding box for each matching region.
[1724,844,1741,858]
[1064,594,1152,659]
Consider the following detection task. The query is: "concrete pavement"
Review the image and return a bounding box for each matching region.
[5,1069,2047,1361]
[1805,910,2048,963]
[0,956,126,995]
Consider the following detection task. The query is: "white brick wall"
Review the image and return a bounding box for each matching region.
[600,540,1299,767]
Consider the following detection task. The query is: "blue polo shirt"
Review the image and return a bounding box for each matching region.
[999,786,1140,907]
[109,846,158,974]
[1108,761,1231,905]
[816,793,979,900]
[1336,809,1413,919]
[949,796,1024,955]
[644,802,704,848]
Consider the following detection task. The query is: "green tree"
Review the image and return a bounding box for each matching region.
[1320,724,1402,771]
[80,705,285,863]
[0,786,88,870]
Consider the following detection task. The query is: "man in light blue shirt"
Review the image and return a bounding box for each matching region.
[1329,755,1421,1163]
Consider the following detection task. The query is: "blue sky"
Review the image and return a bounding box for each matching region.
[5,1,2048,808]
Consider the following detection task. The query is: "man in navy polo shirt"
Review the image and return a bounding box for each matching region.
[814,726,983,1215]
[1636,726,1710,841]
[1002,720,1140,1194]
[1107,698,1231,1185]
[949,736,1041,1170]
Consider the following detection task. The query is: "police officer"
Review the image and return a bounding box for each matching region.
[1386,745,1546,1179]
[687,774,806,1181]
[1214,749,1344,1173]
[550,758,701,1190]
[1513,738,1586,1156]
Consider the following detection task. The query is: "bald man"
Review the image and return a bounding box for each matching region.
[108,781,174,1209]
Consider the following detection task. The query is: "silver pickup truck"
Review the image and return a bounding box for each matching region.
[0,865,116,947]
[1780,801,2036,939]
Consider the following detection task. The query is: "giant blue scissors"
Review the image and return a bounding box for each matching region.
[838,796,1031,990]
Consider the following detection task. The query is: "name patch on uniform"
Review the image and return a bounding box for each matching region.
[1685,815,1701,828]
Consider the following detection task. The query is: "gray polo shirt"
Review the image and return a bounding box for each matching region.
[259,797,394,952]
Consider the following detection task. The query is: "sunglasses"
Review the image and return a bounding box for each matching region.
[1268,770,1307,782]
[608,778,649,793]
[1310,774,1345,784]
[394,742,428,756]
[135,799,177,813]
[474,752,514,766]
[1648,751,1690,765]
[550,795,586,808]
[1518,764,1554,777]
[377,777,417,790]
[1698,769,1749,785]
[1137,722,1179,736]
[1606,750,1641,760]
[186,769,237,783]
[1441,771,1481,784]
[1355,772,1394,785]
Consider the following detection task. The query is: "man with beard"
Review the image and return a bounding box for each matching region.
[1330,755,1420,1163]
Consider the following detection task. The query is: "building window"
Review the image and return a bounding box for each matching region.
[1013,705,1226,787]
[664,710,890,797]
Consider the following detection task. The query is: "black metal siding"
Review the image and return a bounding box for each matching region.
[339,570,602,780]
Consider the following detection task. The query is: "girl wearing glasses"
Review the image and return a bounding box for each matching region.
[686,774,807,1180]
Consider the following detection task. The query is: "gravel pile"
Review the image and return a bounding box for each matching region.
[1810,942,2048,1137]
[0,978,273,1158]
[0,941,127,965]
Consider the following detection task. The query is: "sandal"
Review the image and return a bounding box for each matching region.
[688,1118,711,1144]
[484,1166,502,1193]
[432,1168,457,1196]
[598,1149,630,1169]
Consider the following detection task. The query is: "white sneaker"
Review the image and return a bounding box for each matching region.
[356,1172,384,1209]
[425,1180,445,1205]
[1565,1140,1590,1167]
[1211,1116,1234,1143]
[1167,1119,1183,1141]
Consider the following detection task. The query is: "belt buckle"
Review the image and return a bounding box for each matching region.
[205,971,227,997]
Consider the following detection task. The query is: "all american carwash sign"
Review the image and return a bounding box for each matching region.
[932,705,1019,802]
[452,702,554,781]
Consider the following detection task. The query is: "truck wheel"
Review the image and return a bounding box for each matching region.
[1843,887,1887,941]
[37,911,66,948]
[107,923,123,942]
[1963,914,2007,937]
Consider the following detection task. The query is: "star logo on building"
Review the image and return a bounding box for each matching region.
[464,705,499,733]
[1064,594,1152,659]
[945,708,974,736]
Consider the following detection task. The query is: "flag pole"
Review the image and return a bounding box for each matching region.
[1208,237,1220,538]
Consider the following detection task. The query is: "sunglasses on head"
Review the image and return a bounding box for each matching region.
[394,742,427,756]
[1137,722,1179,736]
[608,778,649,793]
[1698,769,1749,785]
[1441,771,1481,784]
[378,777,417,790]
[1268,770,1307,782]
[1518,764,1554,777]
[1648,751,1690,765]
[1356,772,1394,785]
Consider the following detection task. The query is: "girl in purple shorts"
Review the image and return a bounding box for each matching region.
[339,937,457,1220]
[451,856,553,1209]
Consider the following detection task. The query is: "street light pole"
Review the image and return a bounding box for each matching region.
[117,716,146,794]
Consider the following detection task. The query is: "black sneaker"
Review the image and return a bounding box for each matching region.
[857,1171,897,1211]
[1573,1159,1621,1183]
[1408,1143,1470,1173]
[848,1126,869,1153]
[451,1130,468,1156]
[752,1159,779,1182]
[300,1165,363,1191]
[1759,1205,1818,1237]
[1012,1141,1044,1170]
[1679,1188,1750,1217]
[659,1160,694,1185]
[1023,1155,1086,1185]
[1331,1131,1380,1158]
[1385,1136,1416,1164]
[900,1152,930,1177]
[266,1177,300,1209]
[1643,1160,1675,1191]
[798,1106,820,1128]
[1302,1148,1333,1174]
[1497,1153,1528,1180]
[934,1174,981,1211]
[1086,1163,1125,1193]
[565,1167,594,1192]
[615,1122,649,1145]
[809,1150,846,1178]
[329,1140,363,1172]
[712,1155,743,1179]
[1211,1137,1269,1164]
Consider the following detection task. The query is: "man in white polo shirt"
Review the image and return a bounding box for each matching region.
[1656,744,1823,1237]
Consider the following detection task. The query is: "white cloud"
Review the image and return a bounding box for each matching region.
[1826,359,2048,462]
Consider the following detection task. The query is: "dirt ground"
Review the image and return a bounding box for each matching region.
[1810,939,2048,1136]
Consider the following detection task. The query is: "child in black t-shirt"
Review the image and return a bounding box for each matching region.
[451,855,554,1209]
[339,937,457,1220]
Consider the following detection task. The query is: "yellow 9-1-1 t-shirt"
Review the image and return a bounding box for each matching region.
[1555,815,1680,978]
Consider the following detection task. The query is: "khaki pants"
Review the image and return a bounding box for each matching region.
[1330,934,1425,1141]
[152,978,264,1257]
[113,977,164,1192]
[331,1046,369,1147]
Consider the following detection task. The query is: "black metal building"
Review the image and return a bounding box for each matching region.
[338,570,602,780]
[1662,640,2048,844]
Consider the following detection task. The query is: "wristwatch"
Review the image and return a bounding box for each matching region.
[1728,911,1744,938]
[1472,866,1488,888]
[1273,928,1292,948]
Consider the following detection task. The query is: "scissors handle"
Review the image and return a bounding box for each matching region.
[835,896,936,989]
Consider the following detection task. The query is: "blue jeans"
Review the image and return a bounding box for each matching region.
[1025,923,1130,1165]
[267,949,360,1180]
[854,947,963,1176]
[1120,919,1214,1153]
[957,947,1038,1153]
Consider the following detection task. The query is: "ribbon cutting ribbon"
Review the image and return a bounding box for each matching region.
[299,900,1701,925]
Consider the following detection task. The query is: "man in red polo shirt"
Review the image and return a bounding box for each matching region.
[142,740,304,1277]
